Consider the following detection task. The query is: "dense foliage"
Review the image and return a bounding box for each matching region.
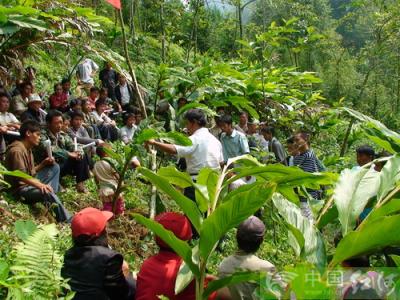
[1,0,400,299]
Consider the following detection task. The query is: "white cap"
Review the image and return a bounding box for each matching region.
[28,94,42,104]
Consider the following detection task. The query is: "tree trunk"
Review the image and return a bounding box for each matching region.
[118,9,147,118]
[160,0,166,62]
[238,2,243,40]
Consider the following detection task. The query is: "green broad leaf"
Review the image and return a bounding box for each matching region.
[159,131,192,146]
[8,15,49,32]
[139,167,203,233]
[285,263,334,299]
[278,186,299,204]
[272,194,326,273]
[158,166,194,188]
[361,198,400,227]
[102,146,123,166]
[286,223,305,255]
[0,260,9,281]
[157,166,208,212]
[333,167,380,236]
[14,220,37,241]
[203,271,267,300]
[343,107,400,153]
[331,215,400,266]
[316,204,338,230]
[133,214,200,277]
[174,260,194,295]
[135,128,159,144]
[0,5,38,16]
[226,164,335,189]
[0,24,19,34]
[196,168,219,207]
[199,182,276,260]
[389,255,400,267]
[177,102,216,117]
[175,244,199,294]
[376,155,400,203]
[0,169,32,179]
[194,183,209,213]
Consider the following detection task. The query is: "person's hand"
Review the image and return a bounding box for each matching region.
[122,260,130,278]
[131,157,141,168]
[41,157,55,167]
[0,126,8,134]
[69,151,82,160]
[110,120,116,127]
[117,103,122,112]
[96,139,105,146]
[205,274,218,282]
[36,182,53,194]
[144,139,156,151]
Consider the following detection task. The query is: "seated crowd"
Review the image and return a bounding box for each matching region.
[1,61,382,300]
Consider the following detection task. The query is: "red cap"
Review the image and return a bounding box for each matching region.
[155,212,192,249]
[71,207,113,238]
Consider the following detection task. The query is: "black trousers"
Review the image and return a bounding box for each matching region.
[60,155,90,184]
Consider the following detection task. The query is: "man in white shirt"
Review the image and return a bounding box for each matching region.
[76,58,99,97]
[115,75,135,110]
[147,109,224,199]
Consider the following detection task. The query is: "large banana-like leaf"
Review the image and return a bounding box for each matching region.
[226,164,336,190]
[199,182,276,260]
[139,167,203,233]
[135,128,192,146]
[272,194,326,273]
[360,198,400,227]
[343,107,400,153]
[330,214,400,266]
[158,166,194,188]
[133,214,200,277]
[333,167,380,236]
[203,271,274,300]
[376,155,400,203]
[157,166,209,212]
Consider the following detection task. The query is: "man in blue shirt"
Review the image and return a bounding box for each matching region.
[219,114,250,163]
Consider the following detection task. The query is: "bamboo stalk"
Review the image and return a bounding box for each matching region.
[117,8,147,118]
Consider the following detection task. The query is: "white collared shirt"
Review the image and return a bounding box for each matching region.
[175,127,223,175]
[0,111,19,125]
[120,84,130,105]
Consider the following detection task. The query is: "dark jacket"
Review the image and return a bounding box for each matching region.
[114,83,136,108]
[61,245,135,300]
[20,108,46,125]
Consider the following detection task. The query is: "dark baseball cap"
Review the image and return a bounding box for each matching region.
[237,216,265,241]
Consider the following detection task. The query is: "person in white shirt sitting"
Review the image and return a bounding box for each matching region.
[120,113,137,144]
[0,92,20,156]
[91,99,119,142]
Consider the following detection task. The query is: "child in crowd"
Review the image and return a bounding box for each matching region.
[93,145,140,214]
[286,137,298,166]
[81,99,101,139]
[120,113,137,144]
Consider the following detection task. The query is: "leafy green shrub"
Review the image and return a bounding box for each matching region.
[0,223,74,300]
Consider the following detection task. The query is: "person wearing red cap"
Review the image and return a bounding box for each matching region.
[61,207,136,300]
[136,212,223,300]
